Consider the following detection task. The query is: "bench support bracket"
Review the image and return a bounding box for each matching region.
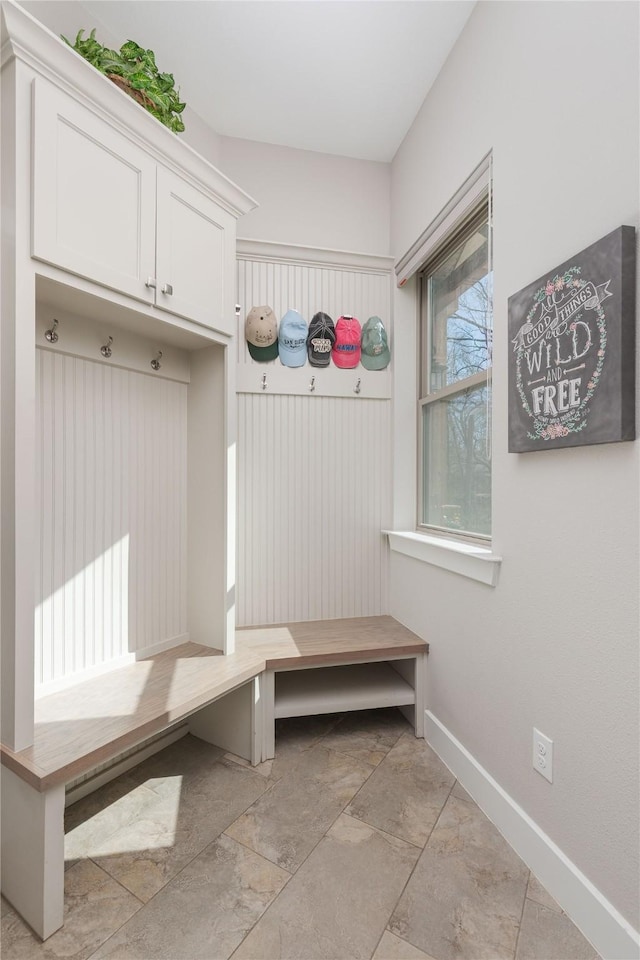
[188,677,262,766]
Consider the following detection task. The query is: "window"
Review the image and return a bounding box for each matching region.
[419,203,492,540]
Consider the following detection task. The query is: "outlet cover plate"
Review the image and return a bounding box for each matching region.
[533,727,553,783]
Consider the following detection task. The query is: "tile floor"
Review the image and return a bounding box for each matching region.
[1,709,601,960]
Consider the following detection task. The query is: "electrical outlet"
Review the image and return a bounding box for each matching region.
[533,728,553,783]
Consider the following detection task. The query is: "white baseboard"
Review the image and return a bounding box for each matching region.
[425,711,640,960]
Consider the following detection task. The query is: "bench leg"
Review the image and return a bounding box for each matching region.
[396,654,426,738]
[1,768,65,940]
[261,670,275,761]
[413,651,426,738]
[189,677,262,765]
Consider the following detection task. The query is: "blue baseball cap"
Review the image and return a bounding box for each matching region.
[278,310,308,367]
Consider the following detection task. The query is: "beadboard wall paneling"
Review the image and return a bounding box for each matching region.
[35,350,188,687]
[237,393,391,625]
[236,246,393,626]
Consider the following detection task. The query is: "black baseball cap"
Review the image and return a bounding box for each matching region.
[307,312,336,367]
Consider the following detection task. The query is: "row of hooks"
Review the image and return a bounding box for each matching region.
[261,372,362,394]
[44,319,163,371]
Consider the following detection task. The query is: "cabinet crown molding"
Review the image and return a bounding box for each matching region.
[0,0,258,219]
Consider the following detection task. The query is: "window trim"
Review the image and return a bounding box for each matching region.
[384,529,501,587]
[416,182,493,543]
[395,153,492,288]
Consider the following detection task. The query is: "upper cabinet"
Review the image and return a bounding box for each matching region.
[155,167,235,330]
[31,78,242,333]
[32,79,158,305]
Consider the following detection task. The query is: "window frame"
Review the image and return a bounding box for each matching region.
[417,196,493,544]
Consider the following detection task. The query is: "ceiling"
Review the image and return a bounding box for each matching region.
[76,0,476,162]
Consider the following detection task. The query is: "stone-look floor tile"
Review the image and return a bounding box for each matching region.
[124,734,226,785]
[64,736,225,863]
[231,814,420,960]
[226,714,344,783]
[451,781,474,804]
[373,930,439,960]
[526,872,563,914]
[345,733,455,847]
[2,895,12,918]
[390,794,529,960]
[64,736,268,902]
[516,900,601,960]
[91,751,270,901]
[0,860,141,960]
[270,714,345,781]
[224,752,275,779]
[320,708,411,766]
[92,834,289,960]
[65,781,161,866]
[276,712,342,751]
[225,745,374,872]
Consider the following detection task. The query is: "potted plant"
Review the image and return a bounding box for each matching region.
[62,29,186,133]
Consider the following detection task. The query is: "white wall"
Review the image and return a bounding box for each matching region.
[219,137,390,254]
[390,0,639,932]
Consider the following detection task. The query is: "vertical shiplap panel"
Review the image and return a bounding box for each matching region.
[237,393,391,626]
[35,352,188,686]
[40,350,54,681]
[63,354,77,674]
[236,253,393,627]
[72,358,86,673]
[34,350,44,683]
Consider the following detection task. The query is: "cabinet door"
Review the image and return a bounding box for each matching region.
[32,78,157,303]
[155,167,235,333]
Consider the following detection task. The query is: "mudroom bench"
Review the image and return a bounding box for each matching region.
[237,615,428,761]
[0,615,427,941]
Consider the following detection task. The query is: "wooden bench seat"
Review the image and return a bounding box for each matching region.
[0,643,266,792]
[236,614,427,667]
[1,615,427,941]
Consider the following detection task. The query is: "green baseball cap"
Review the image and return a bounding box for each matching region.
[360,316,390,370]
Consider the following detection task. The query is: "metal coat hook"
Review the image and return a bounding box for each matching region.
[354,378,361,395]
[310,376,316,392]
[44,319,59,343]
[151,351,162,371]
[261,373,267,390]
[100,336,113,358]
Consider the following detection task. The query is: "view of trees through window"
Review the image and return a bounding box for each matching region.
[420,208,492,538]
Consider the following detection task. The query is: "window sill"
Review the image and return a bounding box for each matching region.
[384,530,501,587]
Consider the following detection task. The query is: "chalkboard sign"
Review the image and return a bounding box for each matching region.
[508,226,636,453]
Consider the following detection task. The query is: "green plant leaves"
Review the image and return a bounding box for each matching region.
[61,28,186,134]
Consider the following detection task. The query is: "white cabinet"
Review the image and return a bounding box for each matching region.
[155,167,235,331]
[32,79,236,334]
[32,77,157,304]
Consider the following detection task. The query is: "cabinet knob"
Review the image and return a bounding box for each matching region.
[161,282,173,296]
[145,277,157,289]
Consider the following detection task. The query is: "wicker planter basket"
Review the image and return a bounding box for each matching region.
[107,73,156,113]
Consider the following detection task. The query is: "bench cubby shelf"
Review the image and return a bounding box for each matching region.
[273,661,416,719]
[236,616,428,761]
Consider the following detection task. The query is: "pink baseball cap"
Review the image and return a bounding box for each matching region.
[332,316,362,368]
